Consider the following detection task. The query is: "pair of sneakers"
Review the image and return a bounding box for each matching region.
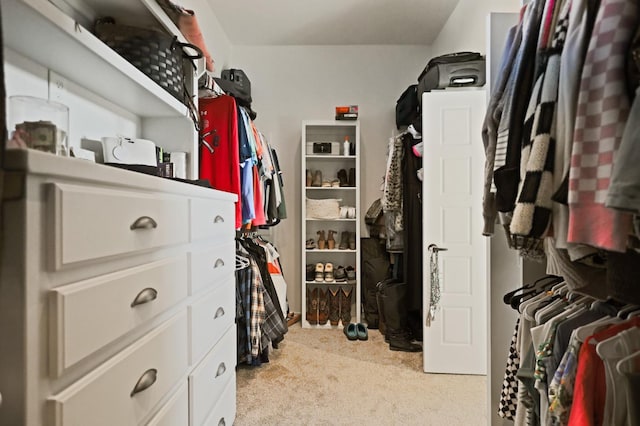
[315,262,334,282]
[339,206,356,219]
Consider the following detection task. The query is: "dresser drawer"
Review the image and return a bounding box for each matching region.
[146,382,188,426]
[49,183,189,269]
[190,197,235,243]
[189,279,235,364]
[48,312,189,426]
[189,243,235,295]
[49,256,188,376]
[203,378,236,426]
[189,325,236,426]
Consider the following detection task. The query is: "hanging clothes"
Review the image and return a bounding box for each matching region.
[567,0,637,252]
[235,235,288,366]
[382,134,405,253]
[499,277,640,426]
[484,0,640,306]
[199,95,242,229]
[198,85,286,230]
[492,0,546,223]
[401,134,423,317]
[482,20,522,236]
[509,0,571,258]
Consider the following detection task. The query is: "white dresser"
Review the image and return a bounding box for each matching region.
[0,150,238,426]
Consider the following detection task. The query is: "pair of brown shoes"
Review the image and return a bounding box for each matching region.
[306,169,323,187]
[327,286,352,326]
[306,287,330,325]
[338,231,356,250]
[307,286,352,326]
[316,230,337,249]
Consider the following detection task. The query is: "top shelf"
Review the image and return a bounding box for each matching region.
[3,0,190,118]
[305,155,356,160]
[303,120,359,127]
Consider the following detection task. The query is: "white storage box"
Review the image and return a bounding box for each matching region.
[306,198,342,219]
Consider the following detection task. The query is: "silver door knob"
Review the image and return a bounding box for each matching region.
[428,244,448,253]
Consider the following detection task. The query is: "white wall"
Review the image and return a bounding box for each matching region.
[232,45,431,312]
[430,0,521,56]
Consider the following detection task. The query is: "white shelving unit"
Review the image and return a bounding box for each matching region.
[3,0,200,177]
[301,120,361,329]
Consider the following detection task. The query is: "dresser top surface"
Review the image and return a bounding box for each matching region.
[4,149,237,201]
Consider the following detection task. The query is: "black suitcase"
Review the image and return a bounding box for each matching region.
[417,52,486,103]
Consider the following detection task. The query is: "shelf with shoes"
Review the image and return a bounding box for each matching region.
[301,120,360,329]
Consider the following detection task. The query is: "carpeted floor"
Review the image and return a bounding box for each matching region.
[235,323,486,425]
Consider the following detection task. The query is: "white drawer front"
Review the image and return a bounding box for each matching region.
[49,256,188,376]
[146,382,188,426]
[189,279,235,364]
[48,312,189,426]
[189,243,235,295]
[189,326,237,426]
[49,182,188,269]
[190,198,234,243]
[203,378,236,426]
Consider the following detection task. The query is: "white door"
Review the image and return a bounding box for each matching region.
[422,89,488,375]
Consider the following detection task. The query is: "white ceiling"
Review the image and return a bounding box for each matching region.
[205,0,460,45]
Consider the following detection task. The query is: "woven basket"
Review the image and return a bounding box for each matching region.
[306,198,342,219]
[94,17,202,105]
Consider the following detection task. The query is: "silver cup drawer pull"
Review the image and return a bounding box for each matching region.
[215,362,226,378]
[214,307,225,319]
[131,287,158,307]
[214,215,225,223]
[130,216,158,230]
[218,418,226,426]
[214,258,225,268]
[130,368,157,397]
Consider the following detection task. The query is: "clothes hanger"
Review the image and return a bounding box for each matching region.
[505,275,565,310]
[517,289,552,314]
[535,296,567,325]
[591,299,625,317]
[616,348,640,375]
[627,309,640,318]
[575,315,622,343]
[235,254,250,270]
[617,304,640,319]
[503,274,563,305]
[596,327,640,360]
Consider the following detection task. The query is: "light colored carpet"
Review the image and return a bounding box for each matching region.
[235,323,487,425]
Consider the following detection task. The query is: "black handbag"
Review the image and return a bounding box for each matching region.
[395,84,419,129]
[94,17,202,106]
[217,68,252,106]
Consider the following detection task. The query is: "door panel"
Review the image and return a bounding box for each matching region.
[423,89,488,375]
